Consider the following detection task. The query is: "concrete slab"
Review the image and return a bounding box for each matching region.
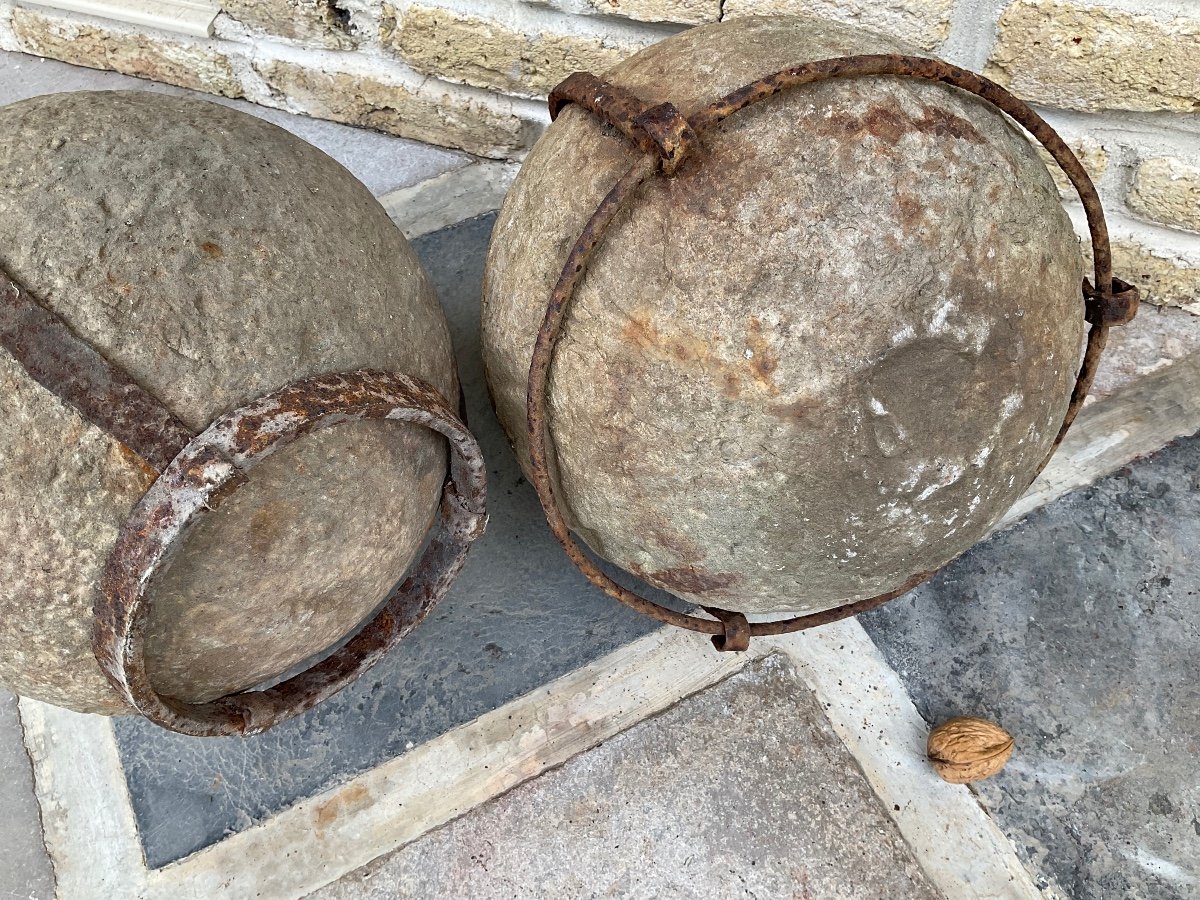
[0,691,55,900]
[1088,305,1200,404]
[0,50,468,197]
[310,654,940,900]
[862,431,1200,898]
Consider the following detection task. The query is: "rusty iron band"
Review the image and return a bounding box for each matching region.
[0,274,194,472]
[530,56,1139,652]
[1,269,485,734]
[94,370,487,737]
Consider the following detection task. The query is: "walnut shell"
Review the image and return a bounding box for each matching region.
[927,716,1015,784]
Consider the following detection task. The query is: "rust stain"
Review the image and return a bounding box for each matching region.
[639,512,706,562]
[249,501,289,554]
[105,271,134,297]
[815,99,984,157]
[200,241,224,259]
[620,312,660,351]
[622,311,785,396]
[314,782,371,837]
[636,564,740,596]
[746,318,780,391]
[897,192,925,236]
[915,104,985,144]
[115,443,162,487]
[861,104,909,144]
[770,397,817,423]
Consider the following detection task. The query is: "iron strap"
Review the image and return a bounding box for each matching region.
[530,55,1139,652]
[0,268,487,735]
[0,273,193,473]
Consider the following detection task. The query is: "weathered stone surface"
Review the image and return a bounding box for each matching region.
[722,0,954,51]
[0,692,55,899]
[1088,235,1200,312]
[389,5,650,98]
[222,0,359,49]
[541,0,719,26]
[312,655,939,900]
[483,16,1084,615]
[255,59,533,159]
[986,0,1200,113]
[1128,155,1200,235]
[11,8,243,98]
[0,92,456,713]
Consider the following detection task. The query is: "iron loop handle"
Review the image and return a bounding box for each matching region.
[529,55,1138,650]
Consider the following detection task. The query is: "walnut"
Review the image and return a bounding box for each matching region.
[927,716,1015,784]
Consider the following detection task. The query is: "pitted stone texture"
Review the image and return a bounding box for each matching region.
[548,0,720,25]
[723,0,954,51]
[389,5,652,98]
[0,92,455,713]
[254,60,533,160]
[222,0,359,50]
[482,16,1084,615]
[1128,156,1200,235]
[985,0,1200,113]
[1088,235,1200,312]
[12,8,243,98]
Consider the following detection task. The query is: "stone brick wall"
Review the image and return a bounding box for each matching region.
[0,0,1197,310]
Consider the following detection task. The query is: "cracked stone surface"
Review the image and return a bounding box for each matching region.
[863,429,1200,898]
[0,90,455,711]
[482,15,1084,616]
[312,655,939,900]
[0,691,55,900]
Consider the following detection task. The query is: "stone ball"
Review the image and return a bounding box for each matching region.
[482,17,1084,616]
[0,91,457,714]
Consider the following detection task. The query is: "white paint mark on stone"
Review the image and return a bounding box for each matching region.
[1129,848,1198,887]
[930,299,956,333]
[1000,392,1024,421]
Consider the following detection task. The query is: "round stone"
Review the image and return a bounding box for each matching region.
[0,91,456,713]
[482,16,1084,616]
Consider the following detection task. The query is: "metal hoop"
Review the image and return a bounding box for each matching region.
[94,370,487,736]
[527,55,1139,651]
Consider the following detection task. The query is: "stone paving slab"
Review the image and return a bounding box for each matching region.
[311,654,940,900]
[862,431,1200,899]
[0,691,55,900]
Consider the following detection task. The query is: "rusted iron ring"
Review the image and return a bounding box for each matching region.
[95,370,487,737]
[529,55,1140,652]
